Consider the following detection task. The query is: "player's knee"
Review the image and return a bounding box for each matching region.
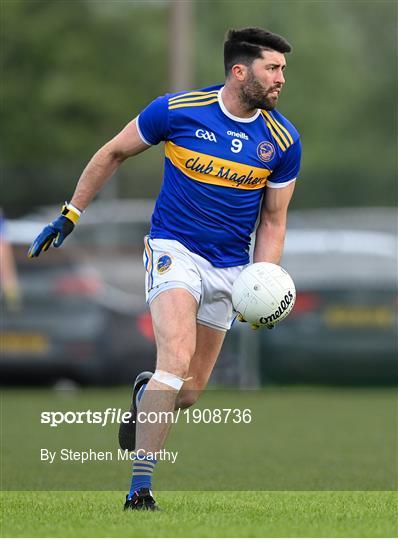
[157,355,190,380]
[157,349,194,380]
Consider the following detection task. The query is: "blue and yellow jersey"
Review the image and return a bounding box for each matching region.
[137,84,301,267]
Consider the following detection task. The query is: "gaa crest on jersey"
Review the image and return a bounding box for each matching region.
[156,254,172,274]
[257,141,275,163]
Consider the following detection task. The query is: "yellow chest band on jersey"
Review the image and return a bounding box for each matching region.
[165,141,271,190]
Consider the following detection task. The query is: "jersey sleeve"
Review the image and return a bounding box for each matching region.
[267,138,302,188]
[136,95,169,145]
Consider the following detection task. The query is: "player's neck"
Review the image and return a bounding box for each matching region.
[220,85,258,119]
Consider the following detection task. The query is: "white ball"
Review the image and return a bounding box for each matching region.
[232,262,296,327]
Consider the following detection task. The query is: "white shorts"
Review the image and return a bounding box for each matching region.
[143,237,244,331]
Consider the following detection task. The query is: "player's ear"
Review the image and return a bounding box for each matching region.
[231,63,247,82]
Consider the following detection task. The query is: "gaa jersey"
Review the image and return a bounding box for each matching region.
[136,84,301,267]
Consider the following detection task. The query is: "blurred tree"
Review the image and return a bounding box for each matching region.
[1,0,396,215]
[1,0,169,214]
[195,0,397,209]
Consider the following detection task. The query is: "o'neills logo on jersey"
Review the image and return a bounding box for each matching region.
[259,290,294,325]
[227,130,249,140]
[257,141,275,163]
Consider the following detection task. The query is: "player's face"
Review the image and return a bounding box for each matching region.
[240,50,286,111]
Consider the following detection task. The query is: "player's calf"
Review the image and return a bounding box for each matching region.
[175,389,201,410]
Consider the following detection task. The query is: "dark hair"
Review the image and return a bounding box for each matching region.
[224,27,292,75]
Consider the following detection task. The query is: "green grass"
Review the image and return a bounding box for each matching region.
[1,387,397,536]
[2,490,397,537]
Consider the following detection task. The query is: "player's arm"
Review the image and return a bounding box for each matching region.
[253,181,295,265]
[70,119,149,211]
[28,119,150,257]
[29,94,169,258]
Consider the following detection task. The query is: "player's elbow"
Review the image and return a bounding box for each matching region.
[107,146,129,165]
[98,141,129,167]
[257,219,286,238]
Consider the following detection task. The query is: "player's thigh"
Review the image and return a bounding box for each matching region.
[177,322,226,408]
[150,287,198,377]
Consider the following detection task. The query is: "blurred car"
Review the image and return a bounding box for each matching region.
[11,203,398,386]
[257,224,397,384]
[0,220,155,385]
[213,208,398,385]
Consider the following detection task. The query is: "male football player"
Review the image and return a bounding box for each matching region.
[29,27,301,511]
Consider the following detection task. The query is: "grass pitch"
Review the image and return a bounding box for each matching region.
[2,490,397,537]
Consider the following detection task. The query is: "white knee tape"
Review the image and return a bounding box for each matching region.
[152,370,186,391]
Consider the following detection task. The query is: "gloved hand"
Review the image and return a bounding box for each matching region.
[236,313,274,330]
[28,203,81,258]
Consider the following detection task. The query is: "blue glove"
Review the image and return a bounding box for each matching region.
[28,203,81,258]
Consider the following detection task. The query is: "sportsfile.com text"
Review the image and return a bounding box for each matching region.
[40,408,253,427]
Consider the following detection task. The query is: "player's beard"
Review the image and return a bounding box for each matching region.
[239,67,280,111]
